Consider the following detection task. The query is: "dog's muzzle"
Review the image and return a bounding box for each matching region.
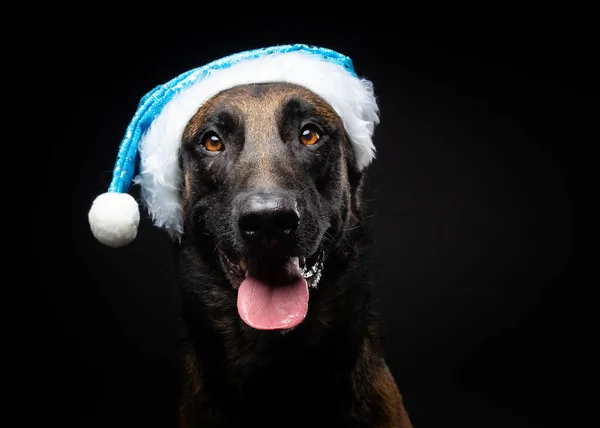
[217,189,323,331]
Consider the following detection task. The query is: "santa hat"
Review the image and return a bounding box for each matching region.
[88,44,379,248]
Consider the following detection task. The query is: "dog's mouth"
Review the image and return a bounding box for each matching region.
[217,249,324,331]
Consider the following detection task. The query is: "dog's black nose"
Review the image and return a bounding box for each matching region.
[238,191,300,244]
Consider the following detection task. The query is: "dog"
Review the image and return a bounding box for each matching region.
[174,81,413,427]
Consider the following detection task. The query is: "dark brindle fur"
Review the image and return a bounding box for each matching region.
[176,82,412,427]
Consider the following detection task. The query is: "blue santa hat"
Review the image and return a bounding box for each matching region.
[88,44,380,248]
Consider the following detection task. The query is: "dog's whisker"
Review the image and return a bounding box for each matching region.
[323,231,339,246]
[315,315,330,327]
[296,187,313,196]
[318,242,329,255]
[343,224,364,232]
[212,239,224,252]
[320,235,333,247]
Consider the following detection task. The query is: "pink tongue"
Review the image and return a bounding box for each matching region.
[237,273,309,330]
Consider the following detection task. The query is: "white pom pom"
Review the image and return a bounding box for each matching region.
[88,192,140,248]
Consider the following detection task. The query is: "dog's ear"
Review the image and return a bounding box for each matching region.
[178,153,197,240]
[348,160,364,197]
[348,165,365,215]
[344,132,366,215]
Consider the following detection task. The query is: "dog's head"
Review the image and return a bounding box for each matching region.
[180,82,365,331]
[88,45,379,333]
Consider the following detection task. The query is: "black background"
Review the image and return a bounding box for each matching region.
[49,20,591,428]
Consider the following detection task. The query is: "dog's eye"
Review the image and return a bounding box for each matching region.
[299,125,321,146]
[202,132,224,152]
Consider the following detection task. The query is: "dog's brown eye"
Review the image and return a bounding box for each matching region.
[202,132,224,152]
[299,125,321,146]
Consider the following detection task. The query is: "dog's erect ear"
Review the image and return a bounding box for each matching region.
[348,164,365,215]
[348,164,364,197]
[343,131,366,215]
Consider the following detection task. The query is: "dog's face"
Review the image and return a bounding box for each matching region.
[180,82,361,331]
